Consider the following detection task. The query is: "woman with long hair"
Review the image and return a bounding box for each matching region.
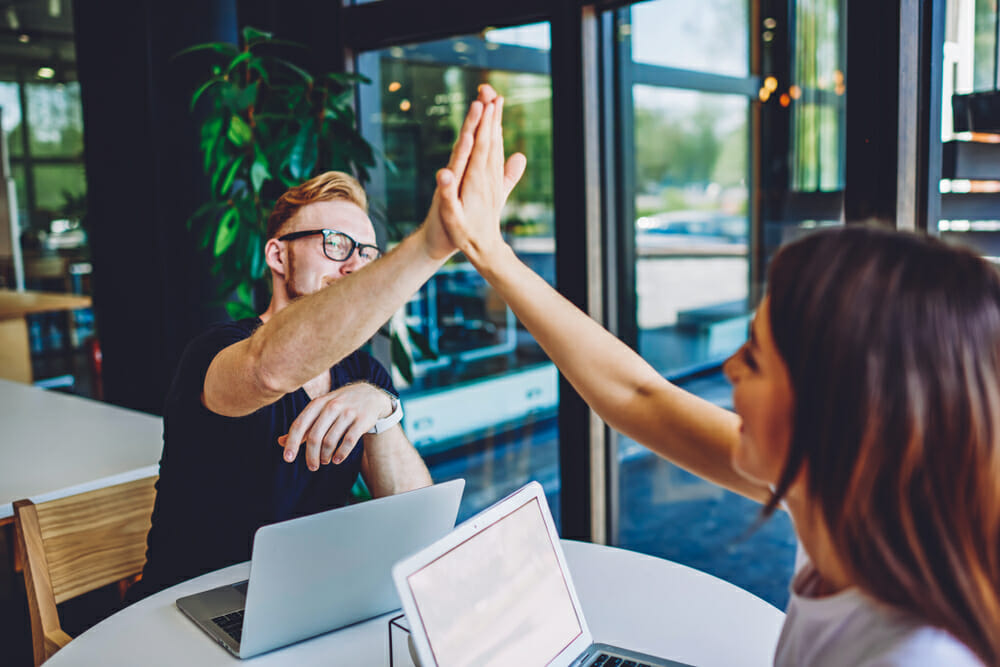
[437,93,999,664]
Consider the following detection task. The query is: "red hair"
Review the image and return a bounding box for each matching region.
[266,171,368,239]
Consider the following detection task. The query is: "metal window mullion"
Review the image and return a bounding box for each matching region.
[551,0,602,543]
[630,62,759,97]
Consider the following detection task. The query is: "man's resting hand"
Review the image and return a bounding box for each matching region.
[277,382,396,471]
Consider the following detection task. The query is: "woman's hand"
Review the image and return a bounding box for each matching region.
[436,85,527,266]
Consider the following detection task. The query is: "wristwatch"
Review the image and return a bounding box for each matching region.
[369,392,404,434]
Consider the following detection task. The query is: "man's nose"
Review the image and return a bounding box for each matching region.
[338,252,365,275]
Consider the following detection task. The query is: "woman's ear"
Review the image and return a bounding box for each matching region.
[264,238,285,277]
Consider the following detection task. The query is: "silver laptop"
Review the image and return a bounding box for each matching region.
[176,478,465,659]
[392,481,693,667]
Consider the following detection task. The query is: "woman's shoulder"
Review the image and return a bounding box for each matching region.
[778,586,982,666]
[872,624,983,666]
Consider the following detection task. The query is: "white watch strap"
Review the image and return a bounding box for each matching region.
[368,395,403,434]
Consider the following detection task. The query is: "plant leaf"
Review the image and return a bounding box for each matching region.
[248,232,266,281]
[288,121,318,180]
[241,26,273,46]
[190,77,223,111]
[173,42,238,61]
[214,206,240,256]
[200,115,224,144]
[235,279,254,306]
[234,81,260,112]
[406,325,438,360]
[201,116,225,173]
[391,332,414,385]
[225,50,254,75]
[321,71,370,86]
[211,155,232,194]
[227,115,253,147]
[247,60,271,85]
[250,156,271,193]
[219,154,246,197]
[226,298,257,321]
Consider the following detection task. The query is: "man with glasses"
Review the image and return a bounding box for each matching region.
[130,86,526,600]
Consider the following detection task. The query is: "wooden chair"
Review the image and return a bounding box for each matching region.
[13,476,157,666]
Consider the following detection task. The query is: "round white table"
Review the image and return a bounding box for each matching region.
[44,540,784,666]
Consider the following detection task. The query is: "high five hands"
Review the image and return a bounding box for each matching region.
[423,84,527,263]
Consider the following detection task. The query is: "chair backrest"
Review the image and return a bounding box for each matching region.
[14,475,157,666]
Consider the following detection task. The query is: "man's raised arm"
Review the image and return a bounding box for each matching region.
[203,92,501,418]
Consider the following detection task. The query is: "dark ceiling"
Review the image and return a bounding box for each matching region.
[0,0,75,80]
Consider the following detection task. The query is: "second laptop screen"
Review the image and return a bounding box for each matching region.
[406,497,583,667]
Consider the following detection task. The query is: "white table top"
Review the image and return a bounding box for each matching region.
[0,378,163,518]
[45,540,784,667]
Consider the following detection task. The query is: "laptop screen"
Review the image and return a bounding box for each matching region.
[405,497,584,666]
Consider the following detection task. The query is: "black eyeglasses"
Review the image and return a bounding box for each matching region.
[277,229,381,263]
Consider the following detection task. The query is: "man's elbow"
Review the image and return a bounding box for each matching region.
[247,338,298,398]
[253,362,292,399]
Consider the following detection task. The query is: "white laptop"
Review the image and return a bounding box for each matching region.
[176,478,465,659]
[392,481,694,667]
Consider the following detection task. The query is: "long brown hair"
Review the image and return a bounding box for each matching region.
[764,224,1000,664]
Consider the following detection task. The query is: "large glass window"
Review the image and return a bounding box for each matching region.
[357,25,559,524]
[612,0,845,609]
[25,82,84,158]
[1,80,87,238]
[0,74,93,383]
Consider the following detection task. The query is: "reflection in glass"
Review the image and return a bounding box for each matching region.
[0,81,22,156]
[357,26,560,525]
[32,163,86,213]
[973,0,1000,91]
[10,162,28,228]
[25,83,84,159]
[631,0,749,77]
[633,86,749,375]
[791,0,845,191]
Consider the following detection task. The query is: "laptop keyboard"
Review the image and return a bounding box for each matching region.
[211,610,244,643]
[591,654,653,667]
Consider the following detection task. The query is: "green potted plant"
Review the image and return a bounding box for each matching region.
[179,27,432,383]
[178,26,375,318]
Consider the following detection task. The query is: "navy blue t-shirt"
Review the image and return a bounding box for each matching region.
[133,317,395,599]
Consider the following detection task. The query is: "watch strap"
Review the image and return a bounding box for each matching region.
[368,394,403,434]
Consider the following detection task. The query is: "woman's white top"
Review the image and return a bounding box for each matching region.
[774,556,982,666]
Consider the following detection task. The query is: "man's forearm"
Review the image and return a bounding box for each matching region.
[250,226,447,395]
[362,429,432,498]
